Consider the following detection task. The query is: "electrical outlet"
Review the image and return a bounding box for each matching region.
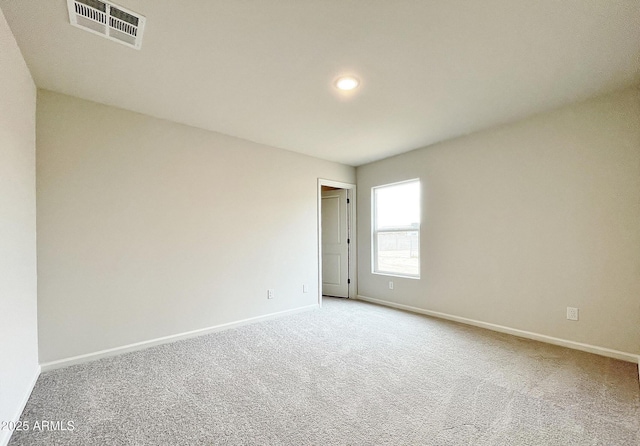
[389,281,394,290]
[303,284,309,293]
[566,307,579,321]
[267,289,275,299]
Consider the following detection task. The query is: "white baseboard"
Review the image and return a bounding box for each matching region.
[356,295,639,365]
[41,304,319,372]
[0,365,41,446]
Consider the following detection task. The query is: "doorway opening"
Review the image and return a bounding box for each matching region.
[318,179,356,307]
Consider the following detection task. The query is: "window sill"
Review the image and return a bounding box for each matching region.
[372,271,420,280]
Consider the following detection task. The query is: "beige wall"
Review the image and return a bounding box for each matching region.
[36,90,355,363]
[357,87,640,355]
[0,7,38,443]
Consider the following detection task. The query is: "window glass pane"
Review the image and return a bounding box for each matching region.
[376,231,419,276]
[375,181,420,230]
[373,179,420,278]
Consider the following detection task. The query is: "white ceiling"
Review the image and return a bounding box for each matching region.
[2,1,639,166]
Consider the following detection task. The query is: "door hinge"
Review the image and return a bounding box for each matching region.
[348,279,351,284]
[347,198,350,204]
[347,238,350,244]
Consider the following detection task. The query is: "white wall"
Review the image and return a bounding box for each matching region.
[36,90,355,363]
[357,87,640,356]
[0,7,39,445]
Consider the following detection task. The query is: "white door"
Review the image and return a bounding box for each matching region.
[322,189,349,297]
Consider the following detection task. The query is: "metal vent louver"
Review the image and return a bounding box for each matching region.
[67,0,145,49]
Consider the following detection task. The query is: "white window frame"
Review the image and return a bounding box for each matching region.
[372,179,421,279]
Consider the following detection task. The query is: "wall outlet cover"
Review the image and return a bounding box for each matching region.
[566,307,579,321]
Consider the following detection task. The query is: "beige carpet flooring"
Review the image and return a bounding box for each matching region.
[9,297,640,445]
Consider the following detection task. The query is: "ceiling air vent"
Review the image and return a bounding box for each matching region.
[66,0,146,50]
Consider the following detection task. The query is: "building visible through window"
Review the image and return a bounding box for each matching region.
[372,179,420,278]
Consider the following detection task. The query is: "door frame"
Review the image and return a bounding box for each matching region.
[318,179,357,307]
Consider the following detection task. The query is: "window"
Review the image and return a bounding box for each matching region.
[372,179,420,278]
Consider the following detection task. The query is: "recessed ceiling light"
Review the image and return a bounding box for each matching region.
[335,76,360,91]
